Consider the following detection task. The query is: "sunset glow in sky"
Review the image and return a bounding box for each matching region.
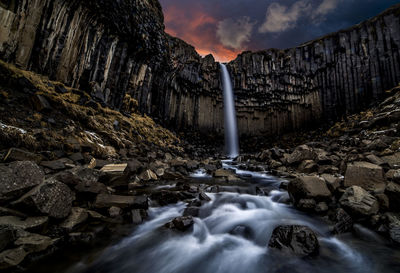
[159,0,399,62]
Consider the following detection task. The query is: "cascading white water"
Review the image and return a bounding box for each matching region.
[220,63,239,158]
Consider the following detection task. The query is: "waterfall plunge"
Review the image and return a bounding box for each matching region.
[220,63,239,158]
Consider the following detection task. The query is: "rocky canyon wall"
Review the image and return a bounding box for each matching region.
[228,4,400,136]
[0,0,400,137]
[0,0,168,109]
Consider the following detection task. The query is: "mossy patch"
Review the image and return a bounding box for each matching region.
[0,60,181,154]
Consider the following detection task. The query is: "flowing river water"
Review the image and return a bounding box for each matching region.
[28,160,400,273]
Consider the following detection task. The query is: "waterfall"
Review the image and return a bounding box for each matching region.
[220,63,239,158]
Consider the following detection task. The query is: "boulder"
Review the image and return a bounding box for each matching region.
[288,176,331,204]
[165,216,194,232]
[15,232,58,253]
[315,202,329,213]
[162,170,185,180]
[297,199,316,210]
[268,225,319,257]
[286,145,316,165]
[0,161,44,202]
[124,159,144,175]
[365,154,385,166]
[108,206,122,218]
[329,208,353,234]
[321,174,341,192]
[3,148,42,163]
[381,152,400,168]
[0,216,48,231]
[12,178,75,219]
[386,182,400,211]
[298,160,318,173]
[94,194,148,209]
[100,163,128,175]
[393,170,400,183]
[0,247,27,270]
[214,168,235,178]
[150,191,181,206]
[69,152,85,164]
[138,169,157,181]
[375,193,390,211]
[40,159,67,171]
[384,213,400,244]
[339,186,379,216]
[131,209,147,225]
[60,207,89,231]
[344,162,386,192]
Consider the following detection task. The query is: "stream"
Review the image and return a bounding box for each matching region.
[29,160,400,273]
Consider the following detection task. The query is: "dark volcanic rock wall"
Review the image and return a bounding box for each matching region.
[1,1,400,137]
[0,0,222,134]
[228,4,400,136]
[0,0,167,108]
[157,36,222,133]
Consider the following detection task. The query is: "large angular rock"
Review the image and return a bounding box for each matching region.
[339,186,379,216]
[138,169,157,181]
[94,194,148,209]
[386,182,400,211]
[381,152,400,168]
[124,159,144,175]
[214,168,235,178]
[329,208,353,234]
[384,213,400,244]
[15,232,58,253]
[288,176,331,204]
[344,162,385,192]
[40,159,68,171]
[268,225,319,257]
[100,164,128,175]
[3,148,42,163]
[60,207,89,231]
[13,178,75,219]
[286,145,316,165]
[0,247,27,270]
[0,216,48,231]
[131,209,147,225]
[298,160,318,174]
[0,161,44,202]
[165,216,194,232]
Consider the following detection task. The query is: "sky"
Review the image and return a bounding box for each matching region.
[159,0,399,62]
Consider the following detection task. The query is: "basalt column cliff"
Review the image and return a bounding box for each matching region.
[0,0,223,134]
[228,5,400,136]
[1,1,400,137]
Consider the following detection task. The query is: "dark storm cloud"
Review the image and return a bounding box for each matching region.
[159,0,400,61]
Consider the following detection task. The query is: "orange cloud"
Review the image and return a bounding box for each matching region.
[163,5,241,62]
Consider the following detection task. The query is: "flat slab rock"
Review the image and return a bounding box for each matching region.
[0,161,44,202]
[100,164,128,174]
[94,194,148,209]
[12,178,75,219]
[268,225,319,257]
[0,216,48,231]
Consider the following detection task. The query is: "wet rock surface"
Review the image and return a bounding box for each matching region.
[268,225,319,257]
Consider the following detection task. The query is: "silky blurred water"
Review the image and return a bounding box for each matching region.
[29,162,400,273]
